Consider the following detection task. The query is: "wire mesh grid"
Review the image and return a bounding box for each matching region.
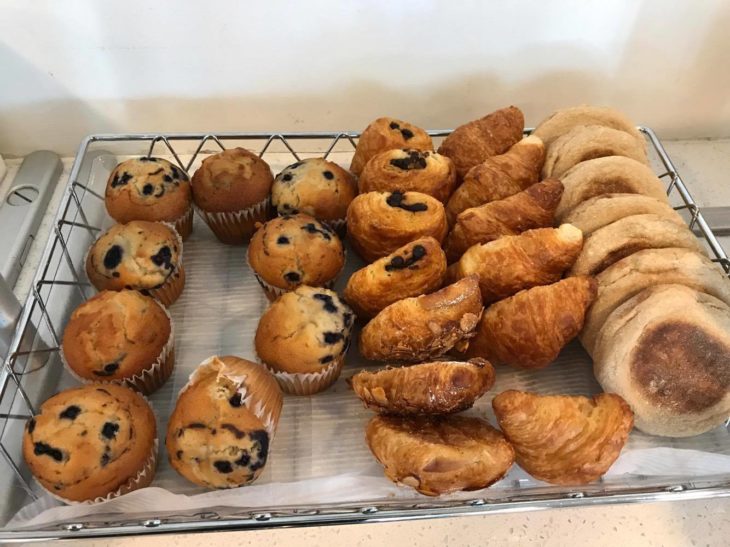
[0,127,729,540]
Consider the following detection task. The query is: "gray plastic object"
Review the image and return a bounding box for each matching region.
[0,274,20,360]
[0,151,62,286]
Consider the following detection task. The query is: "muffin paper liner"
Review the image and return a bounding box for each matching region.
[195,197,270,244]
[173,205,194,241]
[257,354,345,396]
[61,303,176,395]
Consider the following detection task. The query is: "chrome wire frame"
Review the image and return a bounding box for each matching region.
[0,127,728,541]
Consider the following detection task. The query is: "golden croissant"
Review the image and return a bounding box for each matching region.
[349,359,495,415]
[438,106,524,177]
[492,390,634,485]
[444,179,564,263]
[366,414,515,495]
[446,135,545,225]
[466,276,597,369]
[359,275,483,362]
[450,224,583,304]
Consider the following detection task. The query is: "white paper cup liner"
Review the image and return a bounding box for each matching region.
[259,356,344,396]
[195,197,270,244]
[173,205,194,241]
[61,303,176,395]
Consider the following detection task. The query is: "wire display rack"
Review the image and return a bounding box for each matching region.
[0,127,728,542]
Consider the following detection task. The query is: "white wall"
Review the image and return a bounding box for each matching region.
[1,0,729,156]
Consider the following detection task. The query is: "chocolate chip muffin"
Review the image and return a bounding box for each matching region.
[85,220,185,306]
[166,356,283,489]
[350,117,433,176]
[271,158,357,231]
[255,286,355,395]
[23,384,157,502]
[191,147,274,244]
[62,290,174,394]
[247,214,345,301]
[105,157,194,240]
[359,149,458,203]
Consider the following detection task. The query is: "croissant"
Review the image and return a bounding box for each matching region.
[366,414,515,496]
[438,106,524,177]
[492,390,634,485]
[349,359,496,415]
[445,135,545,225]
[359,276,483,362]
[444,179,564,263]
[451,224,583,304]
[466,276,597,369]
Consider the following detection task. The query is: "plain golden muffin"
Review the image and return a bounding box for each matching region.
[166,356,283,489]
[271,158,357,229]
[85,220,185,306]
[191,147,273,243]
[247,214,345,300]
[23,384,157,502]
[62,290,173,394]
[104,157,193,240]
[255,286,355,395]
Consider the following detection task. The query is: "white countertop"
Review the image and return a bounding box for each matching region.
[5,138,730,546]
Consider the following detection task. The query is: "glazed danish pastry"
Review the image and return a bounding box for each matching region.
[350,117,433,176]
[346,191,448,263]
[344,237,447,319]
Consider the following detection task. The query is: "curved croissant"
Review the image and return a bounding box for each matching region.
[492,390,634,485]
[444,179,564,263]
[438,106,524,177]
[359,276,483,362]
[466,276,597,369]
[349,359,495,415]
[446,136,545,225]
[451,224,583,304]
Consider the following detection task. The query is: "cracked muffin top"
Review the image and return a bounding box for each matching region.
[86,220,181,292]
[22,384,156,502]
[254,286,355,374]
[62,290,171,382]
[105,157,192,224]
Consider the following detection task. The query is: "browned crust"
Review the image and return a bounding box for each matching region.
[350,118,433,176]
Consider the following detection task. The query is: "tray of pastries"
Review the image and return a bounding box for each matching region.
[1,104,729,539]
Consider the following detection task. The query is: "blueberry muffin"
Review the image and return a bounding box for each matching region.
[247,214,345,301]
[23,384,157,502]
[346,191,448,262]
[191,148,274,244]
[105,157,194,240]
[271,158,357,231]
[350,117,433,176]
[62,290,174,394]
[358,149,457,203]
[85,220,185,306]
[166,356,283,488]
[255,286,355,395]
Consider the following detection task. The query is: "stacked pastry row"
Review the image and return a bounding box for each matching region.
[532,106,730,438]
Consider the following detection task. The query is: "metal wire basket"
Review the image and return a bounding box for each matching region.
[0,127,728,542]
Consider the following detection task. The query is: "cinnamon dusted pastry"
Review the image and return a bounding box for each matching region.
[366,414,514,496]
[359,276,483,362]
[444,179,563,263]
[438,106,525,177]
[344,237,447,319]
[450,224,583,304]
[543,125,649,179]
[349,359,495,415]
[446,135,545,225]
[466,276,597,369]
[359,149,457,203]
[580,248,730,356]
[350,118,433,176]
[562,193,684,236]
[346,191,448,263]
[532,105,645,149]
[556,156,668,221]
[593,284,730,437]
[492,390,633,485]
[568,213,705,277]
